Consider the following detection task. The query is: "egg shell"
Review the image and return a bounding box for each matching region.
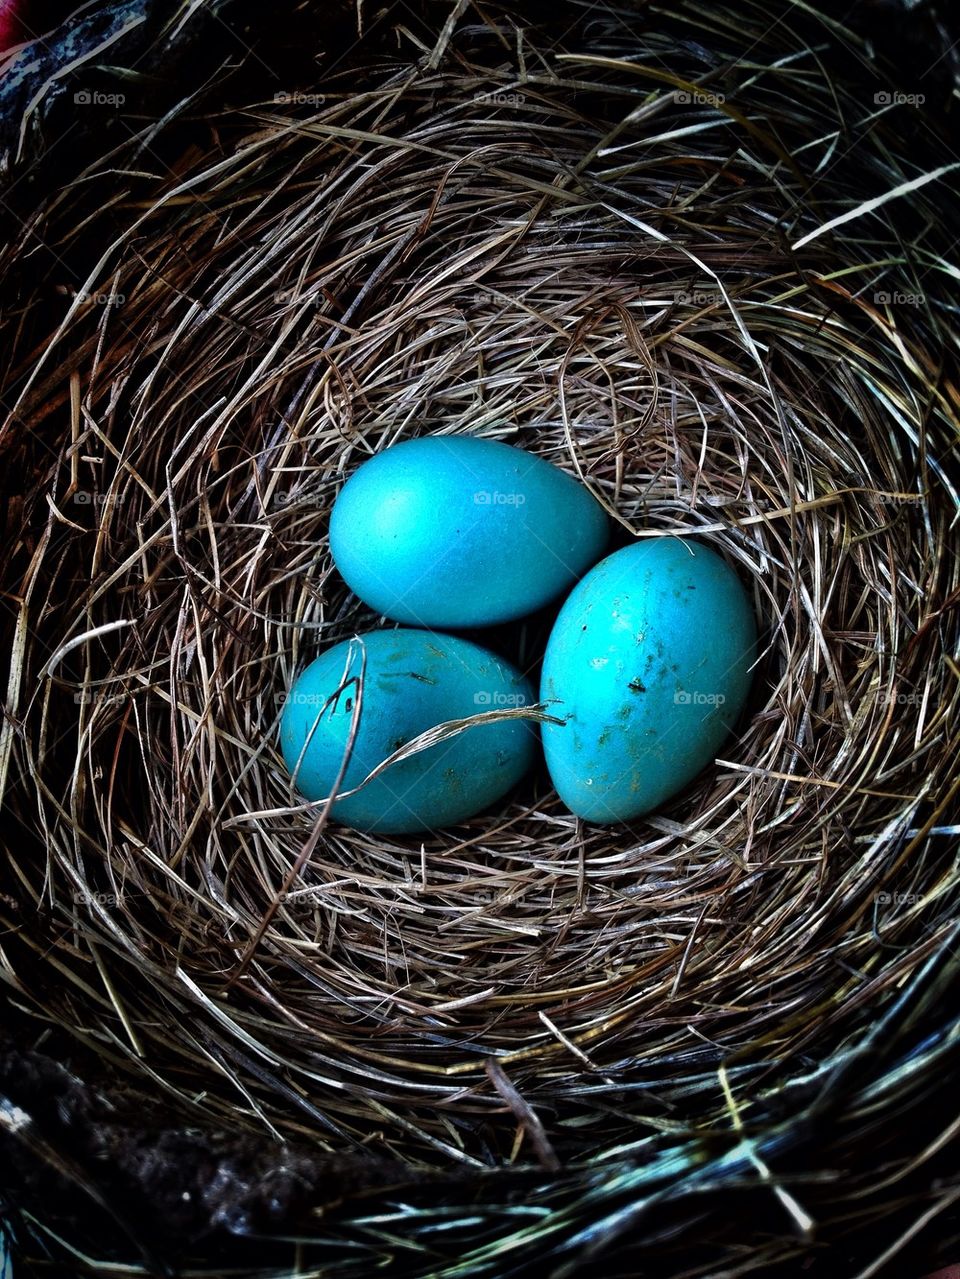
[540,539,757,823]
[329,436,609,627]
[279,628,536,833]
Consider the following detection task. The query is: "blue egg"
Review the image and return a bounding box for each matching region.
[329,436,608,627]
[541,539,757,823]
[279,628,536,833]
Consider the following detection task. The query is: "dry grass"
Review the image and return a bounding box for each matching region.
[0,1,958,1275]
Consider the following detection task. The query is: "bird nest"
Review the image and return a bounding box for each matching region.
[1,3,959,1276]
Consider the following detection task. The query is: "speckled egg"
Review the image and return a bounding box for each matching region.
[279,628,536,833]
[328,436,608,627]
[540,539,757,823]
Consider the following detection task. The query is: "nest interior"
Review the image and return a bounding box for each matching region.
[0,2,958,1276]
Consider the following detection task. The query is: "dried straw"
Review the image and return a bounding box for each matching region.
[1,1,958,1275]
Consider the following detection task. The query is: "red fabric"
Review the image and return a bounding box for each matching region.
[0,0,22,54]
[922,1267,960,1279]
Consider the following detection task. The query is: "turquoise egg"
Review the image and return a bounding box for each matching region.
[329,436,608,627]
[279,628,536,833]
[540,539,757,823]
